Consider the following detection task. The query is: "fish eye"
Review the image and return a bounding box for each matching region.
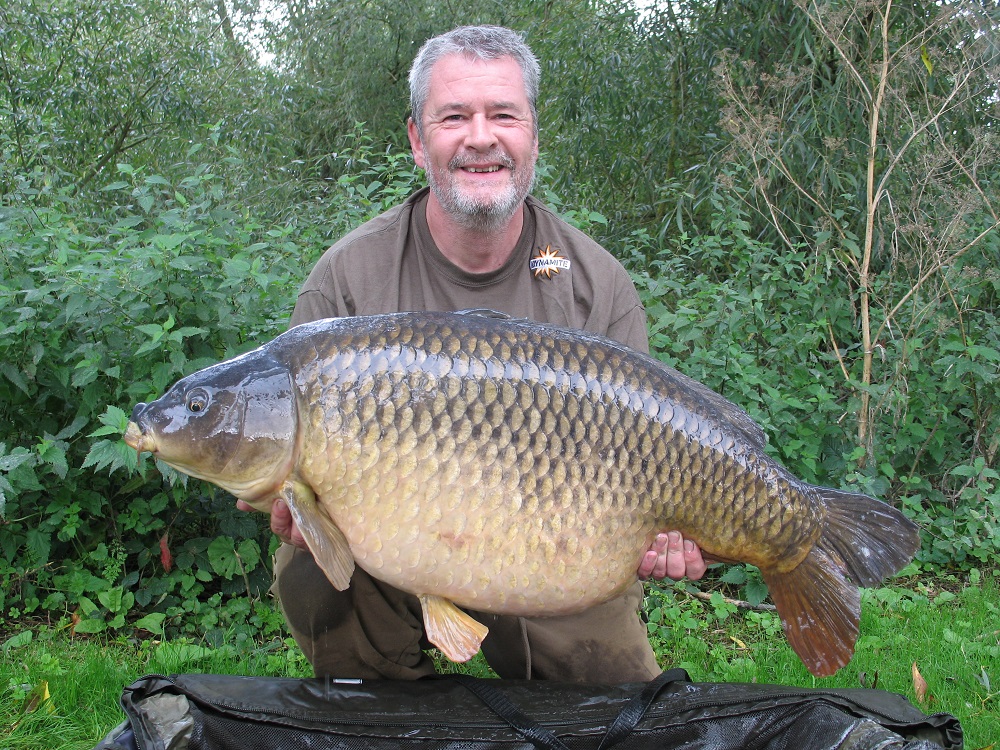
[186,389,210,414]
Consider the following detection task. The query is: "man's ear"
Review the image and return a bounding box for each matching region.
[407,117,426,169]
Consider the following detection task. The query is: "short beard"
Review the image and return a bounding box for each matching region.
[427,150,534,233]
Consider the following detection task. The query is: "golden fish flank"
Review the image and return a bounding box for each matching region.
[124,309,920,677]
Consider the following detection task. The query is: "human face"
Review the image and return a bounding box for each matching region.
[408,54,539,232]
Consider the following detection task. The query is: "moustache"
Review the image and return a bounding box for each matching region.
[448,151,517,171]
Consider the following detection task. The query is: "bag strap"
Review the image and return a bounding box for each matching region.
[452,669,690,750]
[451,676,572,750]
[596,669,691,750]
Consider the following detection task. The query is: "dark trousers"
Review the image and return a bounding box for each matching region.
[273,543,661,682]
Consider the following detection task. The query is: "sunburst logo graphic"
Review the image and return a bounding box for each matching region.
[529,245,571,279]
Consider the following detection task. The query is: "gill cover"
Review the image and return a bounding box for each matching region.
[130,352,297,502]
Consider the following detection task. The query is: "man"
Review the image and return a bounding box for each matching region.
[243,24,706,683]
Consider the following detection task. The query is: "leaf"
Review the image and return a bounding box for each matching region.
[236,538,261,570]
[134,612,166,635]
[208,536,239,578]
[135,323,166,338]
[2,630,34,651]
[0,445,35,473]
[20,681,54,715]
[744,580,769,606]
[91,405,131,434]
[974,667,991,691]
[73,617,108,634]
[0,362,32,395]
[912,662,930,704]
[720,567,748,585]
[98,587,125,612]
[153,642,214,669]
[82,438,138,474]
[37,440,68,479]
[152,233,187,251]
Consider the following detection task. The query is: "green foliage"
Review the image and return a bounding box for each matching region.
[629,192,851,486]
[630,183,999,572]
[0,0,273,192]
[0,122,427,637]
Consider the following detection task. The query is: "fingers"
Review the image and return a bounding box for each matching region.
[637,531,708,581]
[683,537,708,581]
[664,531,687,580]
[271,499,308,548]
[637,532,669,579]
[235,498,309,550]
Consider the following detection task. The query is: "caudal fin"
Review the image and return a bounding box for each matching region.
[764,490,920,677]
[814,488,920,587]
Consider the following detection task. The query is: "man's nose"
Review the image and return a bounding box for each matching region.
[464,113,498,150]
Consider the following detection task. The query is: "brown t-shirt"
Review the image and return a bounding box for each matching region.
[290,187,649,353]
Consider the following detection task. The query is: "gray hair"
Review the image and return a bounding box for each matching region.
[408,25,541,138]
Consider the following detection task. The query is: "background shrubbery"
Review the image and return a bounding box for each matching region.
[1,0,997,638]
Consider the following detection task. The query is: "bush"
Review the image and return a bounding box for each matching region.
[626,187,1000,573]
[0,128,425,634]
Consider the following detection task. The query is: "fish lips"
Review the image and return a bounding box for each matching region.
[123,417,152,454]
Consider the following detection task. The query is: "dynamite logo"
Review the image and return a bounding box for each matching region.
[529,245,571,279]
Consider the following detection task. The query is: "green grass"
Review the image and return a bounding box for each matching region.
[1,633,313,749]
[646,571,999,748]
[2,573,997,749]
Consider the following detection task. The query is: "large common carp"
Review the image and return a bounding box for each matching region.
[124,310,919,676]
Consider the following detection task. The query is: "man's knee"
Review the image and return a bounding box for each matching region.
[272,544,435,679]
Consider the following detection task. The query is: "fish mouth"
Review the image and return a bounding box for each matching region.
[123,421,155,455]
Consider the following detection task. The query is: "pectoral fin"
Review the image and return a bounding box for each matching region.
[282,482,355,590]
[418,594,489,662]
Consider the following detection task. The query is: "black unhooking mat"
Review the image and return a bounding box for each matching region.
[94,669,962,750]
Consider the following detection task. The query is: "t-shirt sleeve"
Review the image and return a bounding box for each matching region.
[288,253,353,328]
[607,295,650,354]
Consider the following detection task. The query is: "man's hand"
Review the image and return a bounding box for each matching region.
[638,531,707,581]
[236,498,309,549]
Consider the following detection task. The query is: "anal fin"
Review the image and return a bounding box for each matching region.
[282,482,355,590]
[419,594,489,663]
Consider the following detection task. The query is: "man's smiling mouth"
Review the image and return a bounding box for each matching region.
[465,166,502,173]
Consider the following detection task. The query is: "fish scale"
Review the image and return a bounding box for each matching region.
[125,309,919,676]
